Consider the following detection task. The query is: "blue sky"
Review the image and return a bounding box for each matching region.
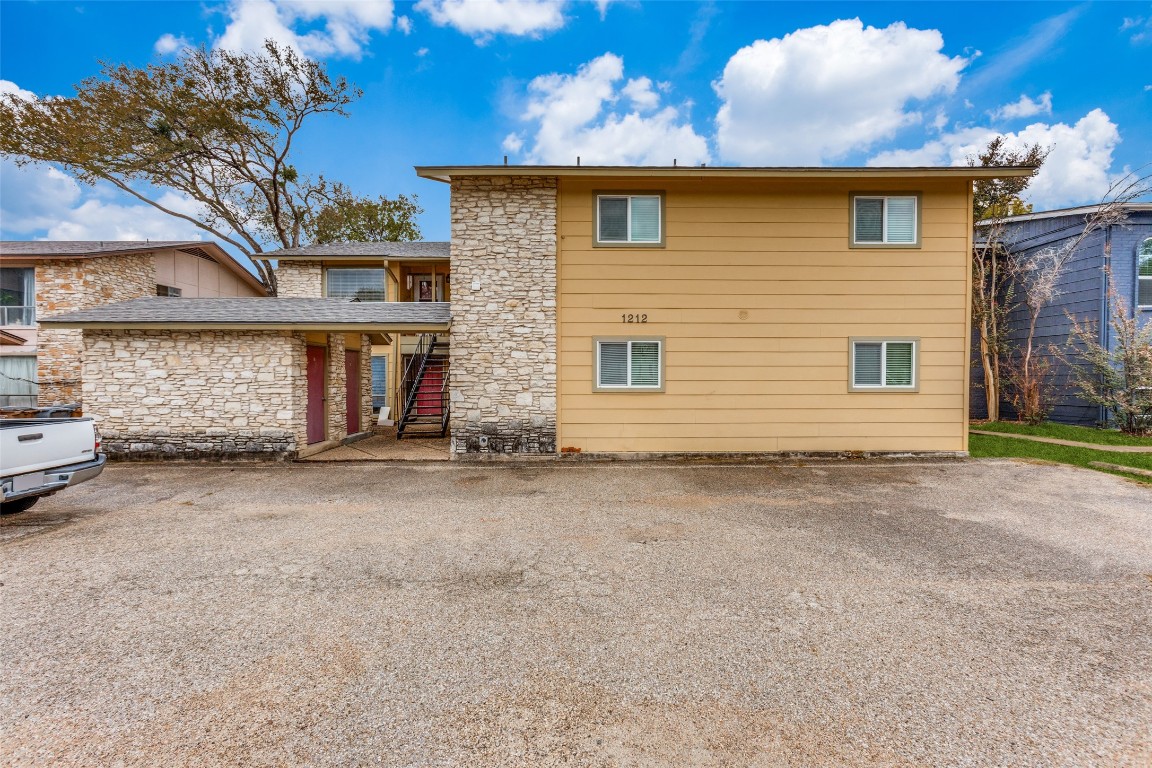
[1,0,1150,248]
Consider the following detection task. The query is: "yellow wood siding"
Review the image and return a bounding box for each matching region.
[556,177,973,453]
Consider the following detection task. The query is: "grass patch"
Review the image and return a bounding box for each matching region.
[972,420,1152,447]
[969,433,1152,484]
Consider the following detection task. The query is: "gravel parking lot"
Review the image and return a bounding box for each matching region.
[1,458,1149,767]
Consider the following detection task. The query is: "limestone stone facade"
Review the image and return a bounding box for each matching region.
[358,335,373,431]
[36,255,154,405]
[276,261,323,297]
[449,176,558,455]
[82,329,308,459]
[325,333,347,442]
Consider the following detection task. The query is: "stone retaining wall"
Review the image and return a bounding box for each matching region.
[36,255,154,405]
[449,176,558,455]
[82,329,308,459]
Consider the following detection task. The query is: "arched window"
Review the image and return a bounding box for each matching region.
[1140,237,1152,308]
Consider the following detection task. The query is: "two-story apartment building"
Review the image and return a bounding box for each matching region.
[43,164,1033,459]
[0,241,265,408]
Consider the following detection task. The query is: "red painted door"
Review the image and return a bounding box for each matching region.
[306,346,326,444]
[345,349,361,435]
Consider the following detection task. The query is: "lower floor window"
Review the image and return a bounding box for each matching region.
[0,355,37,407]
[596,338,663,390]
[371,355,388,409]
[851,339,917,390]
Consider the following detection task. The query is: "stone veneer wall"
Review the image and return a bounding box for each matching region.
[325,333,347,442]
[276,261,323,297]
[449,176,558,455]
[359,335,373,431]
[36,254,155,405]
[82,329,308,459]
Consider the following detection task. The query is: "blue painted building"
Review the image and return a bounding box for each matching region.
[971,203,1152,425]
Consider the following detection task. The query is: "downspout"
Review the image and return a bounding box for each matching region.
[1099,224,1112,426]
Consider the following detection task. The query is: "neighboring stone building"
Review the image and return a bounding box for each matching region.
[0,241,265,407]
[41,298,447,458]
[44,163,1036,460]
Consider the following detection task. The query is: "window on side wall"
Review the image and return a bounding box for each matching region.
[1139,238,1152,308]
[852,194,920,246]
[850,339,918,391]
[156,284,182,297]
[0,267,35,326]
[0,355,38,408]
[596,193,663,246]
[326,268,387,302]
[595,338,664,391]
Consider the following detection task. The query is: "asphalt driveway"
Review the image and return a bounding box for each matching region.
[1,458,1149,767]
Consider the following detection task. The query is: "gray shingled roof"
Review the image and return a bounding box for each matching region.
[268,241,450,259]
[40,297,451,329]
[0,240,211,256]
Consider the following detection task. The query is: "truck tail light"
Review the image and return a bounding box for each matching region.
[94,427,102,454]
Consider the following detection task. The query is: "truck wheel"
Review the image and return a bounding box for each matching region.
[1,497,39,515]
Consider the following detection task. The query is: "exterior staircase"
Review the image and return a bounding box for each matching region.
[397,334,450,439]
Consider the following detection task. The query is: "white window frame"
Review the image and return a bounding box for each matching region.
[593,337,665,392]
[849,338,920,392]
[594,193,664,246]
[1138,237,1152,309]
[850,193,921,247]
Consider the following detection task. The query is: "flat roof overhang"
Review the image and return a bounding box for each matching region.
[415,164,1038,183]
[39,297,451,333]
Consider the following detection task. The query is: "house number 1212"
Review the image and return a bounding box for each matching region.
[621,313,648,323]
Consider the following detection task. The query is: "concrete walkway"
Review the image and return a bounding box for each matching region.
[299,428,450,461]
[970,428,1152,453]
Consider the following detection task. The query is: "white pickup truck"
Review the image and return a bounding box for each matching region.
[1,417,106,514]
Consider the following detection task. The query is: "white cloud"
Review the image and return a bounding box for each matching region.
[154,33,191,56]
[594,0,616,21]
[415,0,565,40]
[213,0,395,58]
[1121,15,1151,44]
[0,79,36,101]
[621,76,659,111]
[869,109,1122,209]
[502,133,524,153]
[416,46,429,57]
[396,14,412,34]
[990,91,1052,120]
[508,53,709,166]
[713,19,968,165]
[0,160,207,242]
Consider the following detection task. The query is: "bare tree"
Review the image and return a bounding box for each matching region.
[1006,171,1152,423]
[969,138,1048,421]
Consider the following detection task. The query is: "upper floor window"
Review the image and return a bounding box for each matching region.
[1139,237,1152,308]
[326,268,387,302]
[852,194,919,246]
[596,194,663,245]
[0,267,34,326]
[156,284,182,297]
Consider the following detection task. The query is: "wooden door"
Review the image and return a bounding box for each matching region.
[306,346,326,444]
[345,349,361,434]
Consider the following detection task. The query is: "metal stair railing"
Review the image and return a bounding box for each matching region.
[397,333,436,439]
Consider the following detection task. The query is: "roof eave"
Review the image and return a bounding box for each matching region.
[38,321,452,332]
[414,165,1038,183]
